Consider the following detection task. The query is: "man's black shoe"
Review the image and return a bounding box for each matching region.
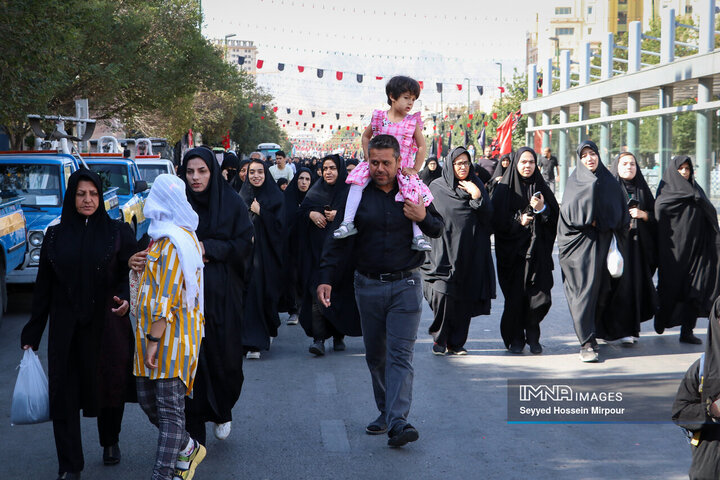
[679,334,702,345]
[387,424,419,447]
[365,413,387,435]
[333,337,346,351]
[103,443,121,465]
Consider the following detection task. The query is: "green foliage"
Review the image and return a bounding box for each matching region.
[0,0,287,151]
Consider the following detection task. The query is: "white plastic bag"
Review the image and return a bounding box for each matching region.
[11,349,50,425]
[607,234,624,278]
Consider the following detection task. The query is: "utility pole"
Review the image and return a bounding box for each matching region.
[464,77,471,114]
[495,62,503,100]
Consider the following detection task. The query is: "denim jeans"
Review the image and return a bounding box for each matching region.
[354,270,423,432]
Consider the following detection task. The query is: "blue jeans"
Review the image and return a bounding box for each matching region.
[354,270,423,432]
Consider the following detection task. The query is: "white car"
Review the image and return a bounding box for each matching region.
[135,157,176,187]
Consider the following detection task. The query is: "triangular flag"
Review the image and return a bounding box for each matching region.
[273,106,278,112]
[261,116,265,120]
[311,111,316,117]
[376,76,383,80]
[298,66,305,72]
[419,81,424,89]
[238,56,245,65]
[336,113,340,120]
[469,114,473,119]
[286,108,291,114]
[477,86,484,95]
[498,86,506,93]
[436,83,443,93]
[317,69,324,78]
[278,63,285,71]
[492,112,498,119]
[249,102,253,108]
[457,84,463,91]
[256,59,264,69]
[299,110,303,115]
[261,105,266,110]
[336,71,343,80]
[357,74,363,83]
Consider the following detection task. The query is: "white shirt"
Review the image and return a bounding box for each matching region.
[269,164,294,183]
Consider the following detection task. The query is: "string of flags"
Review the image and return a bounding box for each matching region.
[244,59,495,94]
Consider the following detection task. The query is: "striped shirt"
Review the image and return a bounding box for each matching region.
[133,236,204,394]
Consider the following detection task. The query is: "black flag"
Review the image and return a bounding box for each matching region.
[278,63,285,71]
[317,69,324,78]
[357,74,363,83]
[436,83,443,93]
[477,85,484,95]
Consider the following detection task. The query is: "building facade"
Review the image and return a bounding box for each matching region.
[210,38,257,74]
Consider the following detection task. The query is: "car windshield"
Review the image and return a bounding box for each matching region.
[0,164,63,207]
[88,163,131,195]
[137,165,168,186]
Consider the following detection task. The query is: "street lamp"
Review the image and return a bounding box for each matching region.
[495,62,503,100]
[549,36,560,70]
[224,33,237,63]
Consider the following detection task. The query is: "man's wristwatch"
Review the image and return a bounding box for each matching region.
[146,333,161,343]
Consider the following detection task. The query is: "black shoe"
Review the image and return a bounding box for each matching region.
[529,343,543,355]
[365,413,387,435]
[508,342,524,354]
[679,334,702,345]
[57,473,81,480]
[309,340,325,356]
[432,343,447,355]
[103,443,120,465]
[387,424,419,447]
[333,337,346,351]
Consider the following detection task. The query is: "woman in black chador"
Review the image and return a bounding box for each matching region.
[557,140,631,363]
[609,152,658,340]
[178,147,254,444]
[297,155,361,355]
[491,147,558,354]
[418,156,441,186]
[655,155,720,344]
[239,158,286,358]
[21,169,137,479]
[421,146,495,355]
[279,167,313,325]
[672,298,720,480]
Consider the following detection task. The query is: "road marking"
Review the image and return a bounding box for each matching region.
[320,419,350,452]
[316,372,337,394]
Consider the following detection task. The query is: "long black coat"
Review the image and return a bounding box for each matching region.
[21,170,137,419]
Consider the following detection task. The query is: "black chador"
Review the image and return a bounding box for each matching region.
[421,147,496,352]
[239,159,286,351]
[491,147,558,353]
[178,147,254,444]
[557,141,632,348]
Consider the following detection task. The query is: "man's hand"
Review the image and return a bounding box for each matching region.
[403,193,426,223]
[520,213,534,226]
[317,284,332,308]
[111,296,129,316]
[145,341,159,369]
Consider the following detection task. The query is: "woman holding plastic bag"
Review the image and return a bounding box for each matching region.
[557,141,631,363]
[21,169,137,480]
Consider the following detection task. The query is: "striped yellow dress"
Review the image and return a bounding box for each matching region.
[133,236,204,395]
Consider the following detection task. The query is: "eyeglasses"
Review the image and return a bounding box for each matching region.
[453,161,470,167]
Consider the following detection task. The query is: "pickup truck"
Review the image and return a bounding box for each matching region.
[0,198,27,322]
[84,154,149,239]
[135,155,176,187]
[0,151,121,285]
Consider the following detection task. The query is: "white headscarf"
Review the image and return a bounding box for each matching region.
[143,174,204,313]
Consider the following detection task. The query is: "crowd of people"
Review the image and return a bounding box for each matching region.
[20,74,720,479]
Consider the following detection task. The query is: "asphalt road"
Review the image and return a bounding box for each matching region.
[0,257,703,479]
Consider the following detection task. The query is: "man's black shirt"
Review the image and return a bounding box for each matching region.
[319,181,444,285]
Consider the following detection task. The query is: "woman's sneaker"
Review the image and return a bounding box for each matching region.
[333,221,358,239]
[173,439,206,480]
[411,236,432,251]
[214,421,231,440]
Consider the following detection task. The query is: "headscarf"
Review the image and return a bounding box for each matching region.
[239,160,285,214]
[53,168,116,323]
[418,156,442,186]
[437,147,483,200]
[284,167,312,226]
[221,152,243,192]
[493,153,512,179]
[143,174,204,311]
[609,152,656,217]
[345,158,359,170]
[236,158,251,190]
[177,147,237,239]
[301,154,348,211]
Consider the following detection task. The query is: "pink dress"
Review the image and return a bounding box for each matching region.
[347,109,433,206]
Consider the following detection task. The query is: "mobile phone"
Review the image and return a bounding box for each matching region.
[628,199,639,209]
[532,191,542,198]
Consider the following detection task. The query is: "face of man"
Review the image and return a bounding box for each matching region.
[543,148,551,158]
[249,153,262,162]
[368,148,399,188]
[484,146,492,157]
[276,155,286,168]
[75,179,100,216]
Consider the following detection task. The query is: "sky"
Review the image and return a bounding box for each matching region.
[202,0,538,134]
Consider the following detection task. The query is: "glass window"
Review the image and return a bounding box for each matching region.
[0,164,62,207]
[555,7,571,14]
[137,165,169,186]
[556,27,575,35]
[87,163,131,195]
[588,6,593,14]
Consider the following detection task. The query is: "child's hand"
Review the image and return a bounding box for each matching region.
[401,167,418,176]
